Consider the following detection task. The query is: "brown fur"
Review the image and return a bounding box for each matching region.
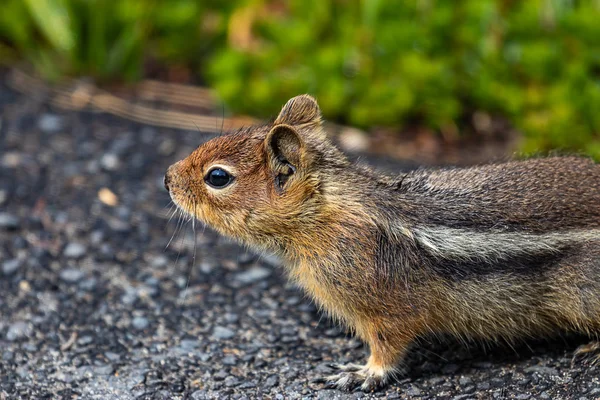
[165,94,600,391]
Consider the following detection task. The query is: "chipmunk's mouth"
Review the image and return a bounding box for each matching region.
[168,191,196,218]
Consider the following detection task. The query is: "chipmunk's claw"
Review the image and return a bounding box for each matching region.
[573,341,600,365]
[324,365,387,392]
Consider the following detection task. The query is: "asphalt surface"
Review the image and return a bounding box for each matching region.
[0,76,599,400]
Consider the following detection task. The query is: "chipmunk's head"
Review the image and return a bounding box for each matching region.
[164,95,349,250]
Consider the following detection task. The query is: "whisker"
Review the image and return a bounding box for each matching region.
[179,203,198,305]
[165,208,185,251]
[166,204,178,226]
[173,208,193,267]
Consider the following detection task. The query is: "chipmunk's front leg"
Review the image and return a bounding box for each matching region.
[326,322,414,392]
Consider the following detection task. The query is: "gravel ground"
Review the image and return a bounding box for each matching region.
[1,76,599,400]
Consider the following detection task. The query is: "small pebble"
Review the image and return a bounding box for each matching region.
[212,326,235,340]
[78,336,94,345]
[38,114,63,133]
[222,355,237,365]
[0,213,19,230]
[100,153,120,171]
[79,277,97,291]
[92,364,114,375]
[190,390,209,400]
[459,376,472,386]
[151,255,168,268]
[224,376,240,387]
[2,259,21,275]
[213,370,228,381]
[60,268,85,283]
[406,385,421,396]
[132,316,149,330]
[6,321,32,341]
[224,313,239,323]
[234,266,272,285]
[264,374,279,388]
[104,352,121,362]
[98,187,118,206]
[63,242,87,258]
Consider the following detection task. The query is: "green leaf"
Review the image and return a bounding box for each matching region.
[23,0,75,55]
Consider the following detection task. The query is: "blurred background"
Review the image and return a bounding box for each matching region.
[1,0,599,161]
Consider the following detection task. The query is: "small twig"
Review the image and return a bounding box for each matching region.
[60,332,78,351]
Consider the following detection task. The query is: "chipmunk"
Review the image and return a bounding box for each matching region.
[164,95,600,391]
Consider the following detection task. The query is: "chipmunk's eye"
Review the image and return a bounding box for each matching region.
[205,167,233,189]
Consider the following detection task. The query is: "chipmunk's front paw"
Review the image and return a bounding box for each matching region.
[573,341,600,365]
[325,364,388,392]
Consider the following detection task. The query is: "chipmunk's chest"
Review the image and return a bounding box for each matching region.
[287,258,361,324]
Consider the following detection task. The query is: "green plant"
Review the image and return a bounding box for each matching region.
[207,0,600,159]
[0,0,235,81]
[1,0,599,159]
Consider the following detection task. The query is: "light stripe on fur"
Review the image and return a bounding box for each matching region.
[404,226,600,261]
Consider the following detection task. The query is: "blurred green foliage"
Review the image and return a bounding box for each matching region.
[0,0,234,81]
[1,0,599,158]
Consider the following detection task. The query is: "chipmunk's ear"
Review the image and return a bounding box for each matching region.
[265,124,305,192]
[266,124,304,168]
[275,94,321,127]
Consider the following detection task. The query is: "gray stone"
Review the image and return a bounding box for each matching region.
[238,381,256,389]
[6,321,32,341]
[524,365,558,376]
[212,326,235,340]
[79,277,97,291]
[38,114,63,133]
[264,374,279,388]
[459,376,473,386]
[93,364,114,375]
[213,370,228,381]
[452,395,475,400]
[179,339,199,350]
[2,259,21,275]
[190,390,209,400]
[234,266,272,284]
[78,336,94,345]
[406,385,421,396]
[104,352,121,362]
[224,313,239,323]
[100,153,120,171]
[132,316,149,330]
[224,376,240,387]
[60,268,85,283]
[222,355,237,365]
[151,255,168,268]
[0,213,19,230]
[63,242,87,258]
